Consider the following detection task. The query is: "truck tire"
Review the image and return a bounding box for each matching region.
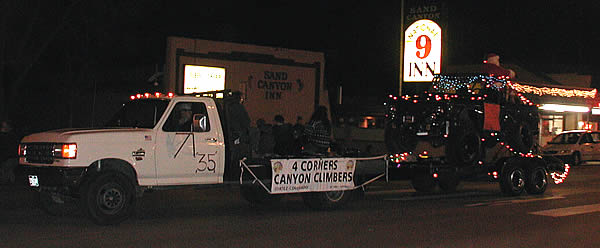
[302,190,352,210]
[411,173,436,193]
[525,166,548,194]
[505,123,535,153]
[446,128,482,167]
[499,165,526,196]
[240,185,281,205]
[81,172,136,225]
[39,191,78,216]
[384,121,417,153]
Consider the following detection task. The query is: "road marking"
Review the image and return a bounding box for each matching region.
[530,203,600,217]
[465,196,565,207]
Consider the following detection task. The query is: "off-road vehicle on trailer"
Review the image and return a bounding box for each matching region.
[384,74,567,195]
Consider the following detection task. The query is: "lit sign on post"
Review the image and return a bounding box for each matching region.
[183,65,225,94]
[403,19,442,82]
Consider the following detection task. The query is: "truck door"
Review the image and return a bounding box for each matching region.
[155,100,225,185]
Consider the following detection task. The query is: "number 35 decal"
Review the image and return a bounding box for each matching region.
[195,152,217,173]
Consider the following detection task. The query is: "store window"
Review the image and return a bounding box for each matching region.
[542,115,564,136]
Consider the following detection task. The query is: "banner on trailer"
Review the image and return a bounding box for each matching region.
[271,158,356,194]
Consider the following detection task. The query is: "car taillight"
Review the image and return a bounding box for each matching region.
[53,143,77,159]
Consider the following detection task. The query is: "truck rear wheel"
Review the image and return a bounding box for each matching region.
[81,172,136,225]
[525,166,548,194]
[302,190,352,210]
[499,165,525,196]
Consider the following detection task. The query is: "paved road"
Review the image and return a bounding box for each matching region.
[1,164,600,247]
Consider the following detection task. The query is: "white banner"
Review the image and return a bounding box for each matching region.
[271,158,356,194]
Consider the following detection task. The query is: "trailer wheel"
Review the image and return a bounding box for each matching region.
[240,185,281,205]
[525,166,548,194]
[499,165,526,196]
[438,173,460,193]
[81,172,136,225]
[411,173,436,193]
[302,190,352,210]
[39,191,78,216]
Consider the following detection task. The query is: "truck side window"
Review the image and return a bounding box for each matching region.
[162,102,210,132]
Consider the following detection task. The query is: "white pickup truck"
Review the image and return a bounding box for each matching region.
[18,91,385,225]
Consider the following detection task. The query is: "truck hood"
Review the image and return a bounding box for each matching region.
[21,128,153,143]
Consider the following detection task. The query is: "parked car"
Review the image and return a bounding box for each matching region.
[542,130,600,165]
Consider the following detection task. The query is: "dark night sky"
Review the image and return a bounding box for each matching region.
[37,1,600,95]
[4,0,600,130]
[142,1,600,95]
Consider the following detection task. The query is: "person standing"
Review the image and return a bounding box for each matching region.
[272,115,294,155]
[303,106,331,154]
[0,120,19,184]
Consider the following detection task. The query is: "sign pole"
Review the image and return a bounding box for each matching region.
[399,0,405,96]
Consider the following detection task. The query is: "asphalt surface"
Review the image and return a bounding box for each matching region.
[2,164,600,247]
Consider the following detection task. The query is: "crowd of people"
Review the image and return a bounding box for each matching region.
[250,105,332,157]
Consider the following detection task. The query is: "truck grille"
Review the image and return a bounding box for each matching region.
[24,143,56,164]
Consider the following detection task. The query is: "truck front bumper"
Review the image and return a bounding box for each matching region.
[19,165,86,189]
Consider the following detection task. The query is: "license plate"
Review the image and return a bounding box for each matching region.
[28,175,39,187]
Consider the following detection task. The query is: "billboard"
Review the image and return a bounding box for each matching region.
[403,19,442,82]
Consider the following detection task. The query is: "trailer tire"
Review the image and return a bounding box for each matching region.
[81,172,136,225]
[499,165,526,196]
[525,166,548,195]
[240,185,281,205]
[302,190,352,210]
[438,173,460,193]
[411,173,436,193]
[39,191,78,216]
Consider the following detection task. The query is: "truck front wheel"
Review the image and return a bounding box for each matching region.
[499,165,525,196]
[81,172,136,225]
[302,190,352,210]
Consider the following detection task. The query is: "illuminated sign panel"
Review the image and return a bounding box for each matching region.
[403,19,442,82]
[183,65,225,94]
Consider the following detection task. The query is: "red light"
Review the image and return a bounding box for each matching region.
[144,93,150,98]
[432,173,438,178]
[167,92,174,97]
[155,92,161,97]
[422,151,428,155]
[136,94,142,99]
[130,95,135,100]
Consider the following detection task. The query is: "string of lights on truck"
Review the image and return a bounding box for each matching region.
[384,75,573,183]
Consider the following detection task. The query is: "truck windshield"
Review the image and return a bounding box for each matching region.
[104,99,170,128]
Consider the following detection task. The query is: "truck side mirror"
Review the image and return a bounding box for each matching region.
[193,114,208,132]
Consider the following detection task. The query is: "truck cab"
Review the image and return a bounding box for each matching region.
[18,91,250,224]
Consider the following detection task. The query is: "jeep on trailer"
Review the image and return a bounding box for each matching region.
[384,74,568,195]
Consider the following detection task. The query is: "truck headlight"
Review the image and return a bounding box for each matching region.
[53,143,77,159]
